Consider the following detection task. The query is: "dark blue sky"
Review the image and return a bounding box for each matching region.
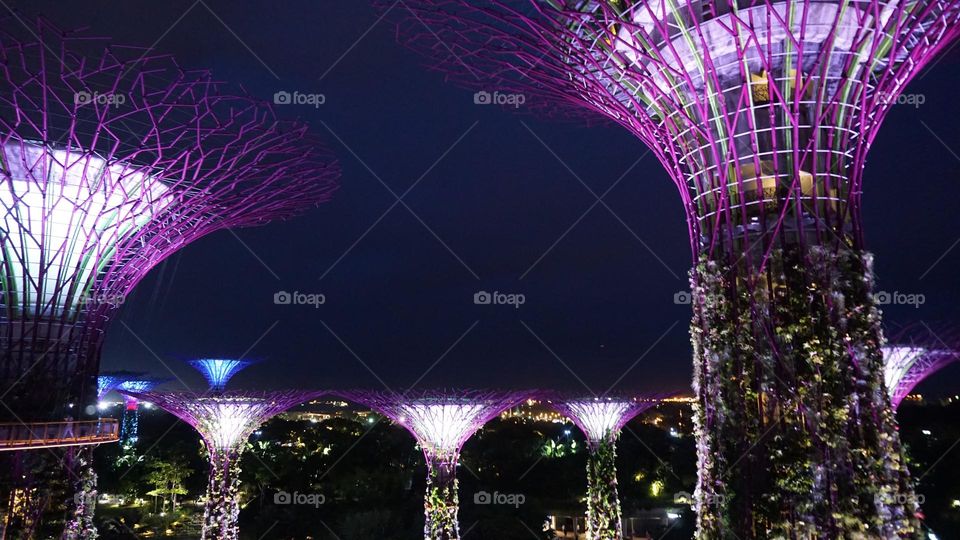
[12,1,960,395]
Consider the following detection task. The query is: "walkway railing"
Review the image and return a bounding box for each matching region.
[0,419,119,450]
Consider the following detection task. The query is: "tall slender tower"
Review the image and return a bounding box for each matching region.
[122,390,321,540]
[116,378,166,445]
[883,345,958,409]
[549,396,660,540]
[0,19,339,537]
[341,390,530,540]
[187,359,257,393]
[378,0,960,535]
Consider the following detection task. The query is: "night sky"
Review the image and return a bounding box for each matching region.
[10,1,960,396]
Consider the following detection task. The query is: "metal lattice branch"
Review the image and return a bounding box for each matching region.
[883,345,959,409]
[187,359,258,393]
[0,19,340,415]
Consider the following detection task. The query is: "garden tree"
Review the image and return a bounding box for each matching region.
[145,458,191,512]
[239,417,422,540]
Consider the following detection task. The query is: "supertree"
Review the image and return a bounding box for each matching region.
[116,378,167,445]
[96,371,144,400]
[0,18,338,536]
[121,390,321,540]
[548,396,661,540]
[378,0,960,536]
[884,345,959,409]
[340,389,530,540]
[187,358,258,393]
[0,18,338,421]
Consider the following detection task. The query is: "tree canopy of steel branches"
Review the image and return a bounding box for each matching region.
[187,358,258,393]
[379,0,960,261]
[0,18,340,417]
[338,389,533,461]
[549,394,662,448]
[883,325,960,409]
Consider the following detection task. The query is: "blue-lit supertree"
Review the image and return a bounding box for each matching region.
[187,359,257,393]
[96,371,143,401]
[117,378,165,445]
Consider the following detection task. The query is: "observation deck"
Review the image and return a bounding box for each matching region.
[0,419,119,450]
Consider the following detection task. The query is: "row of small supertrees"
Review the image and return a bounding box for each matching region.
[99,357,658,540]
[101,346,956,540]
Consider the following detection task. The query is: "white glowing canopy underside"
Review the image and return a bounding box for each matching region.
[395,402,491,456]
[562,400,636,442]
[0,141,172,315]
[883,346,926,396]
[180,399,283,452]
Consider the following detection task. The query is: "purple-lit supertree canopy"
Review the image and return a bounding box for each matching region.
[549,396,660,540]
[379,0,960,535]
[340,390,530,540]
[884,345,959,409]
[122,390,321,540]
[188,359,258,393]
[0,19,339,423]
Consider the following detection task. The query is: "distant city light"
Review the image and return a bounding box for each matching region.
[922,429,932,436]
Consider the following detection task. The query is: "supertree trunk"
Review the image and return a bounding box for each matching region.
[424,456,459,540]
[690,246,919,539]
[202,450,241,540]
[585,440,622,540]
[61,448,97,540]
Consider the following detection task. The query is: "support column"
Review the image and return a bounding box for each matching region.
[690,246,920,538]
[424,455,459,540]
[586,439,623,540]
[61,448,97,540]
[202,449,241,540]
